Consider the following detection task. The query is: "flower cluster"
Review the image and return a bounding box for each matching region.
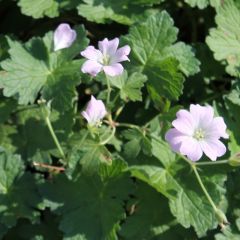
[53,23,229,162]
[165,104,228,161]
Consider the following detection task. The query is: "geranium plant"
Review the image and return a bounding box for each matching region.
[0,0,240,239]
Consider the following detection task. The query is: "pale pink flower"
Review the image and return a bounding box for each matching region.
[54,23,77,51]
[80,38,130,77]
[165,104,228,161]
[81,96,107,126]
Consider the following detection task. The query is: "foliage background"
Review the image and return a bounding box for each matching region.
[0,0,240,239]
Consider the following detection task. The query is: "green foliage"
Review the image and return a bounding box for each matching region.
[109,71,147,101]
[123,11,200,101]
[184,0,221,9]
[18,0,59,18]
[0,149,42,232]
[0,0,239,239]
[130,164,227,237]
[40,159,132,240]
[0,26,88,110]
[206,0,240,76]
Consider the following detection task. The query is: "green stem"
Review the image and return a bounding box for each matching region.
[45,117,66,161]
[190,164,217,211]
[99,127,116,145]
[106,75,111,105]
[116,122,140,130]
[195,160,228,166]
[179,155,219,211]
[114,105,124,121]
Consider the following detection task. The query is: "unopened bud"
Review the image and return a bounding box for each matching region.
[229,153,240,167]
[38,99,51,118]
[215,208,229,228]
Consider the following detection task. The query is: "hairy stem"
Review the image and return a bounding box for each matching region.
[99,127,116,145]
[191,164,217,211]
[106,75,111,105]
[45,117,66,161]
[195,160,228,166]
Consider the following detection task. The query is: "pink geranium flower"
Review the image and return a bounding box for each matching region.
[54,23,77,51]
[80,38,130,77]
[165,104,228,161]
[81,96,107,126]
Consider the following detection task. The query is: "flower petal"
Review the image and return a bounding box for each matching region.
[165,128,188,152]
[80,46,103,62]
[172,109,195,135]
[81,60,102,76]
[103,63,123,76]
[190,104,214,128]
[200,139,226,161]
[98,38,119,56]
[111,45,131,63]
[180,137,203,161]
[207,117,229,139]
[81,111,90,123]
[82,96,107,125]
[54,23,77,51]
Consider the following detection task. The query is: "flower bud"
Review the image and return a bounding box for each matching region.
[53,23,77,51]
[81,96,107,127]
[229,153,240,167]
[215,208,229,228]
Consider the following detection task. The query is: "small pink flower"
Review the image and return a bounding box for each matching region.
[54,23,77,51]
[80,38,130,77]
[165,104,228,161]
[81,96,107,126]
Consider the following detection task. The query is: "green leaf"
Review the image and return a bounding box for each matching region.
[109,71,147,102]
[206,0,240,76]
[78,0,132,25]
[0,26,88,110]
[146,58,185,101]
[120,183,177,240]
[215,219,240,240]
[129,165,227,237]
[68,129,115,175]
[122,128,152,159]
[123,11,200,100]
[0,150,42,231]
[40,159,132,240]
[184,0,221,9]
[4,211,62,240]
[17,0,59,18]
[77,0,159,25]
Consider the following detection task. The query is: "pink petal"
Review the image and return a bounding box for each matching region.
[190,104,214,128]
[112,45,131,63]
[81,111,90,123]
[180,137,203,161]
[82,96,107,125]
[54,23,77,51]
[103,63,123,76]
[165,128,188,152]
[81,60,102,76]
[207,117,229,139]
[98,38,119,56]
[172,110,195,135]
[200,139,226,161]
[80,46,103,62]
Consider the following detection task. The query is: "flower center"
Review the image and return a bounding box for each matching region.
[102,54,111,65]
[194,128,205,140]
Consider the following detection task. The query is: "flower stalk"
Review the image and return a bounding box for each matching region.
[38,100,66,162]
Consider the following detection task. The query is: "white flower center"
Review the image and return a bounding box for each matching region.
[194,128,205,140]
[102,54,111,65]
